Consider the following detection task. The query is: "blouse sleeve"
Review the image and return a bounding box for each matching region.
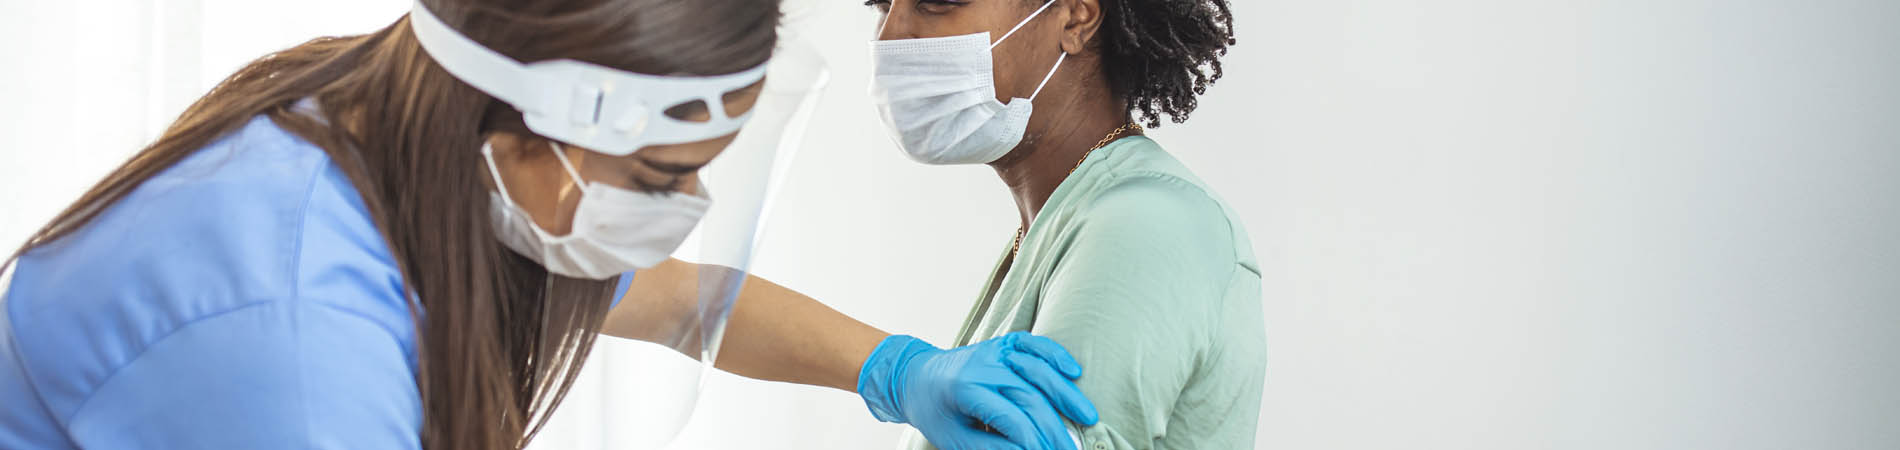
[1031,173,1242,450]
[63,301,422,449]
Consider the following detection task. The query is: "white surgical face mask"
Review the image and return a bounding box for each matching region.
[483,142,709,279]
[868,0,1065,165]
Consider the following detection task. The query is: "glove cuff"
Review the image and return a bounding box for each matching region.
[856,334,938,423]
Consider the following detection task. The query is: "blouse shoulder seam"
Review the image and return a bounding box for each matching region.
[63,300,278,425]
[1089,169,1242,267]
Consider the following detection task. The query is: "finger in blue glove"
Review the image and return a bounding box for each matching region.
[857,333,1099,450]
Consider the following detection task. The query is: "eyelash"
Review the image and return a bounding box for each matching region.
[629,175,680,194]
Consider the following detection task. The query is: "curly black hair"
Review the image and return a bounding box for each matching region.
[1097,0,1236,127]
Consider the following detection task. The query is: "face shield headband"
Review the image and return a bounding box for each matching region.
[408,1,769,155]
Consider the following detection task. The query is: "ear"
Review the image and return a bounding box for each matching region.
[1058,0,1106,56]
[488,133,563,166]
[487,132,526,161]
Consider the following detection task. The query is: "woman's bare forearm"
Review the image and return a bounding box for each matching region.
[602,258,888,392]
[713,269,889,391]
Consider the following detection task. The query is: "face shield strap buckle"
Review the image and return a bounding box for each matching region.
[408,0,768,156]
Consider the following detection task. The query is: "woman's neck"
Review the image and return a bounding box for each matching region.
[987,86,1133,230]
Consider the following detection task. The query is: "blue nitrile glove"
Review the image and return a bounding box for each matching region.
[857,332,1099,450]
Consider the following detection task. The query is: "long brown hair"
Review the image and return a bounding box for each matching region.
[7,0,777,447]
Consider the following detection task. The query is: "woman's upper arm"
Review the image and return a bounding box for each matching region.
[65,302,420,449]
[602,257,699,344]
[1032,175,1237,448]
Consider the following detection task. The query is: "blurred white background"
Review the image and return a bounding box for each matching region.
[3,0,1898,449]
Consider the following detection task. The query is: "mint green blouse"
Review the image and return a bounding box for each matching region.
[904,136,1266,450]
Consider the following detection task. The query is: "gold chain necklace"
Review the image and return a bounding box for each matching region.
[1010,122,1142,256]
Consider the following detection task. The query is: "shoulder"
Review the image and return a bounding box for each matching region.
[1028,138,1265,450]
[3,114,411,425]
[1032,136,1261,326]
[1061,136,1253,271]
[51,301,422,448]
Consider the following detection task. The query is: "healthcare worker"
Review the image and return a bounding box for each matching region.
[0,0,1097,449]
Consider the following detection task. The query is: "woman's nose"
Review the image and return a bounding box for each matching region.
[676,173,701,196]
[874,6,911,41]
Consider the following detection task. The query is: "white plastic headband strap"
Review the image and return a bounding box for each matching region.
[409,2,542,110]
[409,1,769,155]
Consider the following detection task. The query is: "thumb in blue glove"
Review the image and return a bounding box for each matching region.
[857,332,1099,450]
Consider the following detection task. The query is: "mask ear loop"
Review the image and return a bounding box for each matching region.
[482,142,524,208]
[543,141,592,189]
[990,0,1064,101]
[1029,52,1067,101]
[990,0,1058,50]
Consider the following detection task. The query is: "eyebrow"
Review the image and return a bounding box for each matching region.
[638,155,707,175]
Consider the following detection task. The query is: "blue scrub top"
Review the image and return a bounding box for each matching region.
[0,114,633,448]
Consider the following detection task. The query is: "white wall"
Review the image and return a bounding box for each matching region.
[4,1,1898,449]
[0,0,408,252]
[1225,2,1900,448]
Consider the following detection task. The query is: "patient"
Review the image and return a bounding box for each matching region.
[863,0,1263,448]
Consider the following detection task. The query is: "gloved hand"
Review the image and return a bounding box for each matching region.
[857,332,1099,450]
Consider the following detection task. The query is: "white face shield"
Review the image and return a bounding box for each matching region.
[409,3,830,449]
